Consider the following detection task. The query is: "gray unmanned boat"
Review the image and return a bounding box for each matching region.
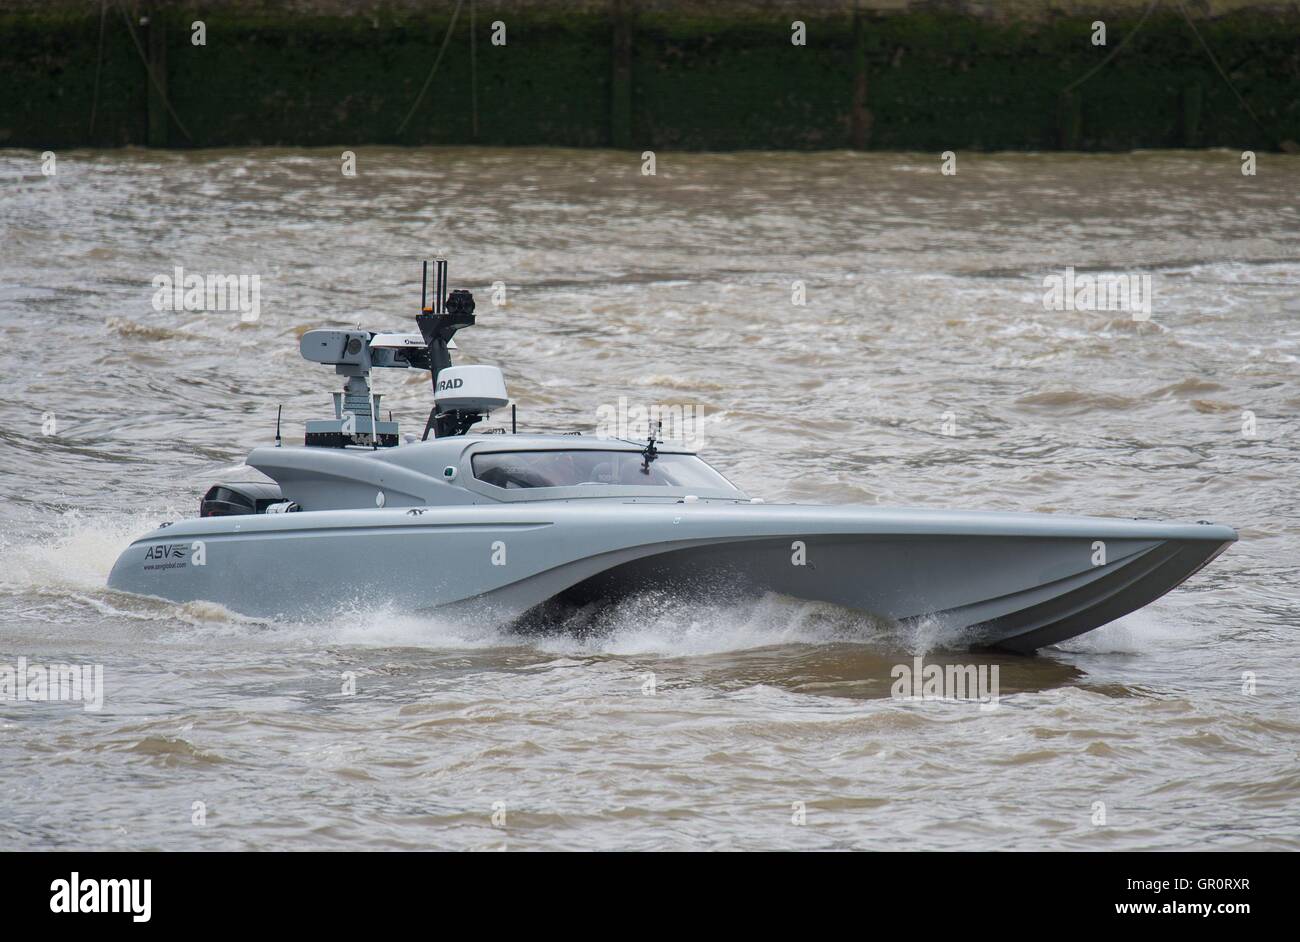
[107,259,1236,653]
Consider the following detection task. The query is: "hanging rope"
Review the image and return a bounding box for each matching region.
[1173,0,1278,147]
[1062,0,1284,148]
[115,1,194,142]
[396,0,466,136]
[1063,0,1160,94]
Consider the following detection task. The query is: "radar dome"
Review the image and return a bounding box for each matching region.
[434,365,508,412]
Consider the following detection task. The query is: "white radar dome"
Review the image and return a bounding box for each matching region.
[434,365,509,412]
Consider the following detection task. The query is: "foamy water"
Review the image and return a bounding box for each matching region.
[1,149,1297,850]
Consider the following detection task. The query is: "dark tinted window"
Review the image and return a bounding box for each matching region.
[472,450,737,491]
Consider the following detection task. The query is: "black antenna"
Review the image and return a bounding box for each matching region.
[434,258,447,314]
[421,259,430,312]
[275,404,282,447]
[414,257,476,440]
[511,403,517,434]
[640,420,662,474]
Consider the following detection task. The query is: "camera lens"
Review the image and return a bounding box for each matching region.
[445,289,476,317]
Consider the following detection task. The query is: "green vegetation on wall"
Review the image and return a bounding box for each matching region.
[1,5,1295,151]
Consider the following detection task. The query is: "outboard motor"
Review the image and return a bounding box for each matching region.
[200,482,287,516]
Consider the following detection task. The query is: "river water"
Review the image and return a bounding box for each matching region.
[1,148,1297,850]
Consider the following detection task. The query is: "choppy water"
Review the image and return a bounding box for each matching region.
[1,148,1297,850]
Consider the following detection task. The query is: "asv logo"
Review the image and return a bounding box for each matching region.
[437,377,465,392]
[144,544,187,561]
[50,872,152,923]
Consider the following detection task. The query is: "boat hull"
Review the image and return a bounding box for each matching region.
[106,503,1235,653]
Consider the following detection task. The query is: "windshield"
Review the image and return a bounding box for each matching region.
[471,450,738,491]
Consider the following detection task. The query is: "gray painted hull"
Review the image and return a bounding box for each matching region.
[107,503,1235,653]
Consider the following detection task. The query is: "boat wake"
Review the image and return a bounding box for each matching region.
[513,590,904,657]
[1050,607,1192,655]
[0,509,154,595]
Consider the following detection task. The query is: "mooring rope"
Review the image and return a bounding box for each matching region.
[1062,0,1160,94]
[1062,0,1283,148]
[1173,0,1278,147]
[115,1,194,142]
[396,0,466,136]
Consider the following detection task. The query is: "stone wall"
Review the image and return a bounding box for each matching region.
[2,1,1296,150]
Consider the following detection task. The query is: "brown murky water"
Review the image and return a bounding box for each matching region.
[1,148,1297,850]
